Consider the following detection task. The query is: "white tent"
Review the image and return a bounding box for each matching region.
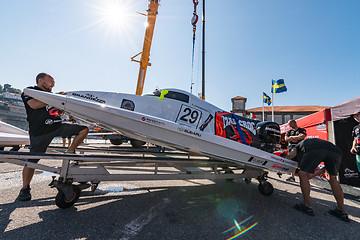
[331,96,360,121]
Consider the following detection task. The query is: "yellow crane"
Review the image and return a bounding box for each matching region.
[131,0,160,96]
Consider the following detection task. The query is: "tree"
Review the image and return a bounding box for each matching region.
[3,84,11,92]
[0,84,3,91]
[8,88,16,93]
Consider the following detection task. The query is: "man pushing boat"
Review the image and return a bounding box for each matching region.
[18,73,89,201]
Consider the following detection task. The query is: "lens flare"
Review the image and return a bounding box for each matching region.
[227,222,258,240]
[222,216,258,239]
[222,215,253,234]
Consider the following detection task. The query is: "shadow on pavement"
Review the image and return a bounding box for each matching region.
[0,178,359,240]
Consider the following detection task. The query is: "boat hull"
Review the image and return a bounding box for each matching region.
[0,133,29,146]
[24,89,297,174]
[0,121,29,146]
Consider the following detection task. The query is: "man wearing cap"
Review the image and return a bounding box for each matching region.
[350,111,360,171]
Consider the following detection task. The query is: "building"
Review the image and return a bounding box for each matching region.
[231,96,247,117]
[1,92,22,101]
[0,92,27,130]
[231,96,328,125]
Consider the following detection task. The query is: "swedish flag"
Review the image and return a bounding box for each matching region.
[263,92,272,106]
[271,79,287,93]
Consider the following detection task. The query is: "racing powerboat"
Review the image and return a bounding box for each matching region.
[0,87,298,208]
[23,88,297,174]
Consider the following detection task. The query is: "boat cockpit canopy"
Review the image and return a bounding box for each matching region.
[146,89,189,103]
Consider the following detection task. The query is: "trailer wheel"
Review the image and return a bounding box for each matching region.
[224,169,234,181]
[55,185,81,209]
[110,138,123,145]
[130,139,146,148]
[258,181,274,196]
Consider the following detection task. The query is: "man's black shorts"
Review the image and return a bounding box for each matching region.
[28,123,87,163]
[299,149,341,176]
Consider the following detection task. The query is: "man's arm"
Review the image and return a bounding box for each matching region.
[27,99,47,109]
[351,137,358,154]
[287,133,306,142]
[26,92,66,109]
[284,131,291,142]
[286,148,297,160]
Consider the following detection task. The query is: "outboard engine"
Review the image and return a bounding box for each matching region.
[254,121,281,153]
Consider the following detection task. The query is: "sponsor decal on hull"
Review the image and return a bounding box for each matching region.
[177,127,202,138]
[71,93,106,104]
[270,155,285,162]
[141,117,165,126]
[272,164,289,171]
[215,112,258,145]
[199,114,213,131]
[121,99,135,111]
[248,157,268,166]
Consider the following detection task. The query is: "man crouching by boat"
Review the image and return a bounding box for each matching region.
[286,138,349,222]
[18,72,89,201]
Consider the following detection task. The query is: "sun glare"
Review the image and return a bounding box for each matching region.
[101,1,130,29]
[74,0,142,49]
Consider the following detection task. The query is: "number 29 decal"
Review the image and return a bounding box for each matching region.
[176,105,202,128]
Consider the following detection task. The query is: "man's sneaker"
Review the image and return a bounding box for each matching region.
[17,185,31,201]
[286,176,296,182]
[329,208,350,222]
[294,203,314,216]
[64,150,76,154]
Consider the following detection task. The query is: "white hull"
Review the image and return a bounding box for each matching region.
[0,121,29,147]
[0,133,30,146]
[24,89,297,174]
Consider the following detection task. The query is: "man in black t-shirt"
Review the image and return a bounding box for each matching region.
[350,111,360,172]
[285,119,307,182]
[286,138,349,222]
[18,73,89,201]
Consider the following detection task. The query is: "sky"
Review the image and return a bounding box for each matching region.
[0,0,359,111]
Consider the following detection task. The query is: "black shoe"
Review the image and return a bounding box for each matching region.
[329,208,350,222]
[18,185,31,201]
[286,176,296,182]
[294,203,314,216]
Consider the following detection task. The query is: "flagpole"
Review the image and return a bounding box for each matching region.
[272,92,274,121]
[262,93,265,121]
[271,79,274,122]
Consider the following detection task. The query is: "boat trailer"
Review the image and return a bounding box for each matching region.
[0,146,276,209]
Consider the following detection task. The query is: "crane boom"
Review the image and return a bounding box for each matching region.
[132,0,159,96]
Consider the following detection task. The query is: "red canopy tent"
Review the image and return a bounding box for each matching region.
[281,96,360,186]
[280,108,331,141]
